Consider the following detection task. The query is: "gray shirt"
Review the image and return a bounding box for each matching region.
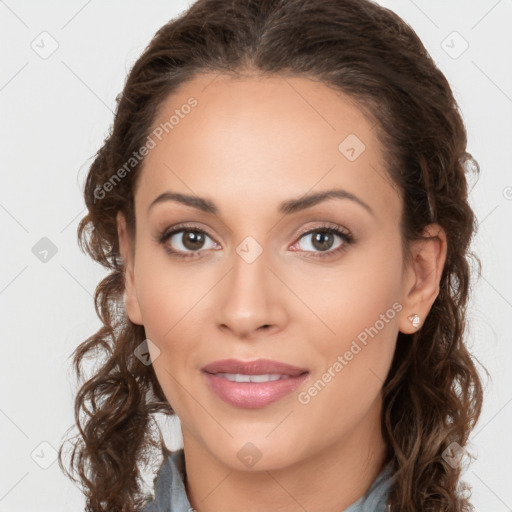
[141,449,394,512]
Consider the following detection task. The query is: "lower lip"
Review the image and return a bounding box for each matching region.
[203,372,309,409]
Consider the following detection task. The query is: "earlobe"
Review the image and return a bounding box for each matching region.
[398,224,447,334]
[116,211,144,326]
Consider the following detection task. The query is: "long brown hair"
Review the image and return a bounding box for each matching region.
[58,0,488,510]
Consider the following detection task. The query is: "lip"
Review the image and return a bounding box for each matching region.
[201,358,309,376]
[201,358,309,409]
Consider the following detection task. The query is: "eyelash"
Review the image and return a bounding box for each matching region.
[156,222,355,260]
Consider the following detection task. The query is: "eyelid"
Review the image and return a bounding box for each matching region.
[159,220,351,238]
[294,221,351,239]
[157,222,219,247]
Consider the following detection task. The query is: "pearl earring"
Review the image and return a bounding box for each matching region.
[408,314,420,329]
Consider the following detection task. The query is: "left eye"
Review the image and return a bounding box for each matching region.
[295,228,345,253]
[289,226,354,257]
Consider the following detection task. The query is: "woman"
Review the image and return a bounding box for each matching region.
[59,0,487,510]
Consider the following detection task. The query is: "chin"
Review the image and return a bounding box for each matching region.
[205,434,305,472]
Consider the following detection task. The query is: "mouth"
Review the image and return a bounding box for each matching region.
[201,358,310,409]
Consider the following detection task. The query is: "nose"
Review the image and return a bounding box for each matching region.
[214,249,288,339]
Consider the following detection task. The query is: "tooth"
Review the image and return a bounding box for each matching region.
[253,374,282,382]
[216,373,286,383]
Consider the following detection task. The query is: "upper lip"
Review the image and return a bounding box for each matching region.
[201,358,309,376]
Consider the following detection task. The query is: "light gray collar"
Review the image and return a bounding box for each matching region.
[141,449,394,512]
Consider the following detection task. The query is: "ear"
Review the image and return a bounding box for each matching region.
[116,211,143,326]
[398,223,447,334]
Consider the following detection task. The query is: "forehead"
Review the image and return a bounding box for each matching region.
[134,72,401,222]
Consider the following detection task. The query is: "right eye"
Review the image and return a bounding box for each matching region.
[158,225,220,259]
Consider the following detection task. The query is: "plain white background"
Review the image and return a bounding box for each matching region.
[0,1,511,510]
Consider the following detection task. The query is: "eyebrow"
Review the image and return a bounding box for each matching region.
[148,188,374,217]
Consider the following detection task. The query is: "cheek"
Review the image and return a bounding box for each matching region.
[298,265,402,436]
[294,238,402,423]
[133,244,214,334]
[137,269,202,415]
[132,250,205,397]
[299,235,403,352]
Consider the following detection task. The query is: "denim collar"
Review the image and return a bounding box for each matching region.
[141,449,393,512]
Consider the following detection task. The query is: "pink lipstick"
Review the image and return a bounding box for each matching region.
[201,358,309,409]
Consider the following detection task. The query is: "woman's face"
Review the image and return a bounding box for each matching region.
[118,73,432,471]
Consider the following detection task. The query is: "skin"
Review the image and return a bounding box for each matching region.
[117,72,447,512]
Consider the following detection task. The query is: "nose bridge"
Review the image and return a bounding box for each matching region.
[214,236,286,336]
[232,238,268,294]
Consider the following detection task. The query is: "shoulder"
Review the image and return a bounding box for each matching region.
[139,448,190,512]
[343,460,394,512]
